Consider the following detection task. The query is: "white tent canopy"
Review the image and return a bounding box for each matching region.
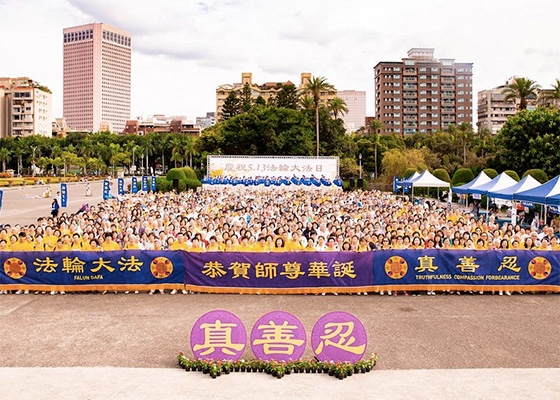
[452,171,491,194]
[410,170,450,188]
[489,175,541,200]
[469,172,518,196]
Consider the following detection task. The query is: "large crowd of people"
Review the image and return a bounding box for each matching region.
[1,188,559,295]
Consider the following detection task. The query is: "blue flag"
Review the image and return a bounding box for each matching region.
[60,183,68,207]
[103,180,110,200]
[0,189,3,212]
[117,178,124,195]
[131,177,138,194]
[151,176,157,192]
[142,176,149,191]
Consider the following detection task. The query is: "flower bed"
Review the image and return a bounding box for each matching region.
[177,353,378,379]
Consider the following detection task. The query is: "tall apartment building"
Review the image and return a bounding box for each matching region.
[63,23,131,133]
[477,85,516,134]
[216,72,336,121]
[0,77,52,138]
[477,77,540,134]
[374,48,473,135]
[337,90,366,133]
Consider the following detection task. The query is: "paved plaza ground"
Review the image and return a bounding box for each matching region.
[0,293,558,399]
[0,179,105,226]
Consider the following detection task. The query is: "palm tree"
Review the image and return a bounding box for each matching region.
[300,95,315,110]
[368,119,384,179]
[0,147,11,172]
[539,78,560,108]
[501,77,540,110]
[170,136,185,167]
[302,76,336,157]
[328,97,349,119]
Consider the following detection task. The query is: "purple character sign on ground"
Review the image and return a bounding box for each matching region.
[311,311,368,363]
[190,310,247,361]
[250,311,307,361]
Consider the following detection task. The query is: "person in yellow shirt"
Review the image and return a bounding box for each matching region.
[43,227,57,251]
[170,233,190,251]
[253,236,270,253]
[272,237,286,252]
[34,234,46,251]
[12,233,35,252]
[188,237,205,252]
[102,233,122,251]
[0,239,7,252]
[70,233,83,251]
[88,239,101,251]
[236,236,252,252]
[124,235,142,250]
[303,239,316,252]
[206,236,223,252]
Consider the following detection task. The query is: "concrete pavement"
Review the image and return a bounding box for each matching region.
[1,367,558,400]
[0,180,105,225]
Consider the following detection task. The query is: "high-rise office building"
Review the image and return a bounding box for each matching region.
[337,90,366,133]
[63,23,131,132]
[374,48,473,135]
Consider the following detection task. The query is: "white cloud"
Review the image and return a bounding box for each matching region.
[1,0,559,122]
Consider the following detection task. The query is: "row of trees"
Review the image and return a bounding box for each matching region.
[0,132,200,176]
[2,75,559,185]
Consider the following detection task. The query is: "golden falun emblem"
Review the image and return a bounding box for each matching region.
[4,257,27,280]
[150,257,174,279]
[384,256,408,279]
[528,257,552,280]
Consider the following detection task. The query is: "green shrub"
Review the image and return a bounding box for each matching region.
[403,168,418,179]
[433,168,451,183]
[522,169,548,184]
[482,168,498,179]
[452,168,474,186]
[504,170,520,182]
[156,177,173,192]
[166,168,187,181]
[181,167,198,180]
[184,178,202,190]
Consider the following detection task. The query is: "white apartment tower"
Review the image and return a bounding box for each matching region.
[63,23,131,132]
[337,90,366,132]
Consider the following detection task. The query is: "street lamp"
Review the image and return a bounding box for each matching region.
[31,146,38,176]
[359,153,362,179]
[132,146,137,175]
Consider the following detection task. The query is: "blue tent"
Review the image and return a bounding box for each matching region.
[513,175,560,204]
[452,171,491,195]
[469,172,517,196]
[488,175,541,200]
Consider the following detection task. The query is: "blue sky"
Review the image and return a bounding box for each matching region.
[1,0,559,122]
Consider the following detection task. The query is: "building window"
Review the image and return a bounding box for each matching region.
[405,60,414,65]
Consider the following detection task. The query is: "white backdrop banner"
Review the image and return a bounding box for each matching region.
[208,156,339,179]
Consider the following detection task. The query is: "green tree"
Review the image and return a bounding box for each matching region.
[240,83,253,112]
[491,108,560,177]
[273,83,299,109]
[501,77,540,111]
[222,91,241,120]
[0,147,11,172]
[300,95,315,110]
[381,148,428,183]
[328,97,349,119]
[539,78,560,108]
[302,76,336,157]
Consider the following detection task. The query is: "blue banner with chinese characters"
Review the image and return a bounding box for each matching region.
[184,251,374,294]
[0,251,184,291]
[142,176,149,191]
[131,176,138,194]
[103,180,110,200]
[151,176,157,191]
[374,249,560,292]
[117,178,124,195]
[60,183,68,207]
